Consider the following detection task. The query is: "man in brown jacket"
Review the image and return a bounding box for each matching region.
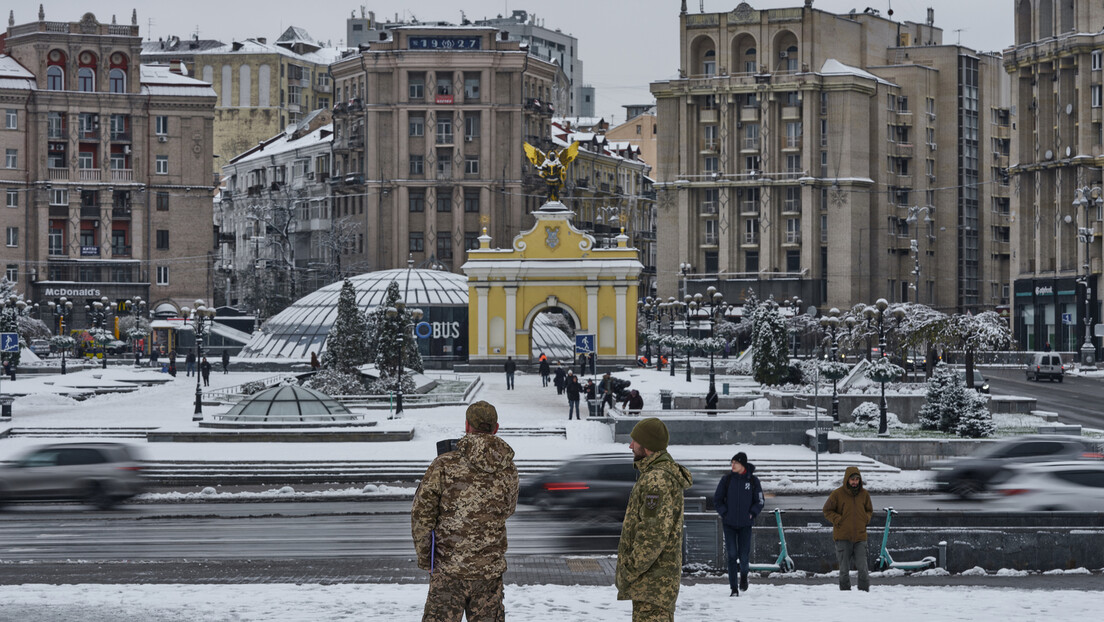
[822,465,873,591]
[411,401,519,621]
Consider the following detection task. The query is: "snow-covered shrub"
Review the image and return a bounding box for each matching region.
[917,362,992,436]
[851,402,880,427]
[866,356,904,384]
[750,303,790,385]
[305,368,366,395]
[365,372,415,395]
[240,380,267,395]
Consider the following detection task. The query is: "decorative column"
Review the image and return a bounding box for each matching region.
[586,285,599,343]
[476,284,489,356]
[504,286,517,356]
[615,285,628,356]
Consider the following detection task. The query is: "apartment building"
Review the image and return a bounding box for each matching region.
[329,26,563,273]
[650,1,1010,315]
[1005,0,1104,358]
[0,11,215,323]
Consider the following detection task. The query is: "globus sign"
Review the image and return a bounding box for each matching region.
[415,321,461,340]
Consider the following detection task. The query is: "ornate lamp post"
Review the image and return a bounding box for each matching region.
[85,296,114,369]
[184,301,216,421]
[782,296,804,356]
[124,297,148,356]
[48,298,73,374]
[819,308,845,424]
[1073,186,1103,366]
[386,300,424,419]
[863,299,906,435]
[699,286,726,397]
[906,205,935,304]
[637,297,655,365]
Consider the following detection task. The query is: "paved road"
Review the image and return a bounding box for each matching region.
[984,367,1104,429]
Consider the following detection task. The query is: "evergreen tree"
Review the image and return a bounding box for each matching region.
[750,302,790,385]
[956,390,995,438]
[917,362,992,436]
[917,363,957,431]
[366,281,424,391]
[323,279,370,373]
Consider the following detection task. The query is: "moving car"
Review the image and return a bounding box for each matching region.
[29,339,50,356]
[1026,352,1065,382]
[0,442,145,510]
[931,435,1103,498]
[518,453,716,524]
[957,368,990,393]
[991,461,1104,511]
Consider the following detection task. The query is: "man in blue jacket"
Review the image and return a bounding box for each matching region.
[713,451,764,596]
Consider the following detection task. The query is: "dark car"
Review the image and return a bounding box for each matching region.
[519,453,715,524]
[931,435,1103,498]
[0,442,145,510]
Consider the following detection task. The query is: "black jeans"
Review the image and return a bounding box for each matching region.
[723,524,753,590]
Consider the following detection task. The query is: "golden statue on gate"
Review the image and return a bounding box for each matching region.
[524,141,579,203]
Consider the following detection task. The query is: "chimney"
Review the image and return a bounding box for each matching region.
[927,8,934,27]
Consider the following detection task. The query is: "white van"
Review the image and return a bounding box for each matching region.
[1026,352,1065,382]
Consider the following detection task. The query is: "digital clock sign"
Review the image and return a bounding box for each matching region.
[408,36,482,50]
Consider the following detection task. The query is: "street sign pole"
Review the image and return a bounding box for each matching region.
[0,332,18,421]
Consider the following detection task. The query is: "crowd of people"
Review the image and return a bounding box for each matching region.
[504,352,646,419]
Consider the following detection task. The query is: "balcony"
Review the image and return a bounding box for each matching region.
[781,105,802,120]
[700,202,717,215]
[436,94,455,105]
[436,133,454,145]
[49,205,68,217]
[701,140,718,153]
[48,167,69,181]
[991,240,1011,256]
[80,206,100,218]
[891,142,914,157]
[111,206,131,219]
[110,131,131,142]
[79,169,101,182]
[739,108,759,122]
[742,138,760,151]
[315,81,332,93]
[110,169,134,182]
[287,103,301,113]
[741,203,759,215]
[111,245,132,257]
[743,234,759,245]
[703,234,719,246]
[699,109,718,123]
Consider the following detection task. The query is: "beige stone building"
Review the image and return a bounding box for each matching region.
[605,107,658,175]
[329,26,564,273]
[1005,0,1104,358]
[142,28,342,173]
[0,10,215,323]
[650,1,1010,315]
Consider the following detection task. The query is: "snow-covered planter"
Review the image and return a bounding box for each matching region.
[305,368,367,395]
[850,401,905,429]
[820,361,851,382]
[866,357,904,384]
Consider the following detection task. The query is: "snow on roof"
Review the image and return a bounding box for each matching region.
[0,55,36,89]
[140,64,211,86]
[231,122,332,165]
[819,59,897,86]
[190,39,345,65]
[276,26,318,45]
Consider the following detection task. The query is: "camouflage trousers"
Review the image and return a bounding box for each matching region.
[632,600,674,622]
[422,573,505,622]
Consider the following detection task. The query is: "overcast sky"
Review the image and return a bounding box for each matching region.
[28,1,1012,121]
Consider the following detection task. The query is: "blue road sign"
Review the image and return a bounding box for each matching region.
[0,332,17,353]
[1062,313,1073,325]
[575,333,595,355]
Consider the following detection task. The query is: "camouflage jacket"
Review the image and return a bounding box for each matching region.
[411,433,519,578]
[616,450,693,611]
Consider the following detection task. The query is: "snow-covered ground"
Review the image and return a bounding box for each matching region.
[0,580,1097,621]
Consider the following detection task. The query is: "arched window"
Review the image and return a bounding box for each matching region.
[786,46,799,71]
[78,67,95,92]
[703,49,717,77]
[109,68,126,93]
[47,65,65,91]
[745,48,757,73]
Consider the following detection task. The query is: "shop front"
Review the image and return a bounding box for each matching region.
[1013,276,1098,354]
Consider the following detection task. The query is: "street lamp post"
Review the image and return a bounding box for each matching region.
[906,205,935,304]
[185,301,216,421]
[1074,187,1103,366]
[386,301,424,419]
[684,295,697,383]
[679,262,693,299]
[124,297,147,359]
[638,297,655,365]
[819,308,842,424]
[85,296,114,369]
[699,286,726,397]
[48,298,73,374]
[783,296,803,356]
[863,299,891,435]
[664,298,683,377]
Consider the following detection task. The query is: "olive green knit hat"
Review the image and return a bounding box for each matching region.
[630,417,669,452]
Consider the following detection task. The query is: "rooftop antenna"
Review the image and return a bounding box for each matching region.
[700,0,705,12]
[954,28,965,45]
[146,17,155,41]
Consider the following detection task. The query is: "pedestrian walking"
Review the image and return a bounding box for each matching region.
[598,373,617,415]
[706,386,719,411]
[168,350,177,377]
[310,351,321,371]
[200,357,212,387]
[185,351,196,377]
[221,349,230,374]
[714,452,765,596]
[822,466,874,591]
[617,418,693,621]
[150,348,159,368]
[539,355,551,387]
[565,372,582,420]
[411,401,518,622]
[553,364,566,395]
[134,348,141,367]
[621,389,644,415]
[504,356,516,390]
[578,352,587,375]
[2,358,14,381]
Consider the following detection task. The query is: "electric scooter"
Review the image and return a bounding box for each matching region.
[749,508,796,573]
[874,507,937,571]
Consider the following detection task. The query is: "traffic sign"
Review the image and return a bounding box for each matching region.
[0,332,17,353]
[575,333,595,355]
[1062,313,1073,325]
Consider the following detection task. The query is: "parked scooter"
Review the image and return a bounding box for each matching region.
[749,508,796,573]
[874,507,937,571]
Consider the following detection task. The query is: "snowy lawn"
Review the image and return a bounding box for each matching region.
[0,582,1097,621]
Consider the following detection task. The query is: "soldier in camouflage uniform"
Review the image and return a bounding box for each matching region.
[616,418,693,621]
[411,401,519,622]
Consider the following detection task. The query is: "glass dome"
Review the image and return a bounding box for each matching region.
[219,384,355,422]
[239,268,469,359]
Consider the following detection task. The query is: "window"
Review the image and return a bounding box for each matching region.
[745,250,759,273]
[465,232,480,250]
[409,115,424,136]
[435,191,454,213]
[5,265,15,282]
[819,119,828,147]
[78,150,94,170]
[81,189,99,208]
[744,124,759,150]
[1093,85,1103,109]
[5,227,17,247]
[704,219,718,244]
[109,114,129,140]
[436,116,453,144]
[155,116,168,135]
[464,115,480,139]
[744,218,759,244]
[49,222,64,255]
[5,189,16,208]
[464,190,480,213]
[78,67,95,92]
[464,157,479,175]
[4,109,15,130]
[1094,50,1103,71]
[409,154,424,176]
[785,154,802,174]
[784,187,801,211]
[820,213,828,243]
[109,68,126,93]
[156,266,169,285]
[113,190,131,210]
[409,73,425,100]
[47,65,64,90]
[436,75,452,96]
[409,231,424,253]
[786,249,801,272]
[156,156,168,175]
[51,189,68,206]
[785,122,802,148]
[437,235,453,260]
[409,190,425,212]
[464,73,480,100]
[47,112,65,139]
[786,217,801,243]
[156,192,169,211]
[156,229,169,249]
[703,156,718,174]
[5,149,16,169]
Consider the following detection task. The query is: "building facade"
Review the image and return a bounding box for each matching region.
[0,11,215,324]
[142,28,342,173]
[650,2,1010,315]
[1006,0,1104,357]
[329,26,562,274]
